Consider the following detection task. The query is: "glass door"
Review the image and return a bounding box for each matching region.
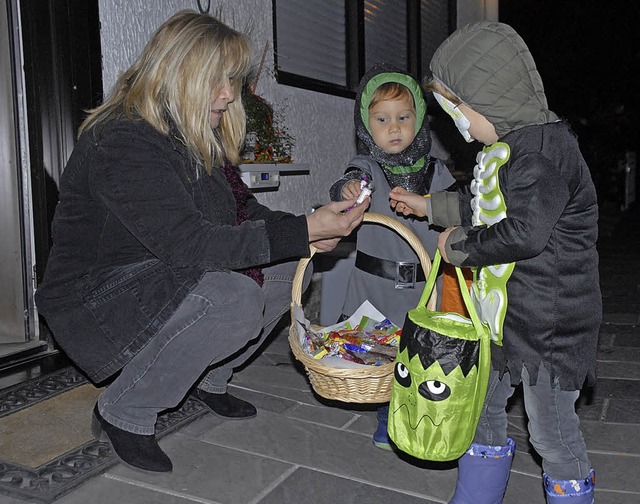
[0,0,45,366]
[0,0,102,379]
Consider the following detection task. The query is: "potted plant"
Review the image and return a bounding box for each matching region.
[241,42,294,163]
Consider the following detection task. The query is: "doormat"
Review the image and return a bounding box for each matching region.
[0,366,208,503]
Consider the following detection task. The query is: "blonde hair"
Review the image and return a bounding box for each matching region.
[425,78,462,106]
[79,10,252,174]
[369,82,415,111]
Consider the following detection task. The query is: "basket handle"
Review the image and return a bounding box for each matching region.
[290,212,437,321]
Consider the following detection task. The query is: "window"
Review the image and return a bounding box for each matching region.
[273,0,454,98]
[364,0,408,71]
[421,0,453,75]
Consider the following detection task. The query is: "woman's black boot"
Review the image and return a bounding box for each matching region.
[193,389,257,419]
[91,404,173,472]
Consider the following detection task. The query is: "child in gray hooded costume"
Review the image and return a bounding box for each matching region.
[330,64,455,449]
[390,22,599,504]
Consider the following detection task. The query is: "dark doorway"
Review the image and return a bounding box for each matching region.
[0,0,102,385]
[20,0,103,283]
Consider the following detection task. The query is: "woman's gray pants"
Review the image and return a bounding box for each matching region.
[98,260,306,434]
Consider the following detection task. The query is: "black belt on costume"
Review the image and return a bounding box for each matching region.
[355,250,425,289]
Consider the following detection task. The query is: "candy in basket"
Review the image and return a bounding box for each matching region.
[296,301,401,367]
[287,212,436,403]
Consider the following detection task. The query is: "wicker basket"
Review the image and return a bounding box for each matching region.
[288,212,437,403]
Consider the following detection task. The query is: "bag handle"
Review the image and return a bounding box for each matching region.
[417,249,485,333]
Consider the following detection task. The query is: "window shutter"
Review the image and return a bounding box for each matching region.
[274,0,347,86]
[421,0,451,75]
[364,0,408,71]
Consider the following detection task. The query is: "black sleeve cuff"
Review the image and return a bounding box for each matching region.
[265,215,310,261]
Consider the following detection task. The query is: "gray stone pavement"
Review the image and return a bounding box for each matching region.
[7,204,640,504]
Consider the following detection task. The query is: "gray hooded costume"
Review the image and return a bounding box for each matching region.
[428,22,601,391]
[330,64,455,326]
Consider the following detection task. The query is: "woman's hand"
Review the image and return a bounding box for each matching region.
[389,187,428,217]
[311,237,342,252]
[306,197,369,245]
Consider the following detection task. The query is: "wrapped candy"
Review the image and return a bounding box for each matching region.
[303,316,401,366]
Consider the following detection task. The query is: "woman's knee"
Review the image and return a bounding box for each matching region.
[194,272,265,322]
[187,272,266,356]
[263,259,312,291]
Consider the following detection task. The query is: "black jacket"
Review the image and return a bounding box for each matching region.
[429,21,601,391]
[36,118,309,382]
[432,123,601,390]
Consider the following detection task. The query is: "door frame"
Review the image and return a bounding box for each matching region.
[0,0,102,372]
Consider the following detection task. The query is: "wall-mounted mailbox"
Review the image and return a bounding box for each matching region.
[239,163,309,190]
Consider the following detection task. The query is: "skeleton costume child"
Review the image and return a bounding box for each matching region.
[424,22,600,504]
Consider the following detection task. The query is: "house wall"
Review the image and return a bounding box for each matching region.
[98,0,494,215]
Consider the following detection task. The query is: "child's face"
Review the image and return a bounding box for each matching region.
[456,103,499,145]
[368,95,417,154]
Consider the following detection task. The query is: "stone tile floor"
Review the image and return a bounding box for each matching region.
[4,203,640,504]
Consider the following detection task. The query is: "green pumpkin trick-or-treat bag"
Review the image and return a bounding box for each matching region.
[388,250,491,461]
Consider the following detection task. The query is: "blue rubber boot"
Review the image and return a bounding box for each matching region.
[449,438,515,504]
[372,405,392,451]
[543,469,595,503]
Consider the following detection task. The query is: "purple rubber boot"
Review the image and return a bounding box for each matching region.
[543,469,595,503]
[449,438,516,504]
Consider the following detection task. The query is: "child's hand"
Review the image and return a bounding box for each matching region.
[341,180,362,200]
[438,226,457,263]
[389,187,428,217]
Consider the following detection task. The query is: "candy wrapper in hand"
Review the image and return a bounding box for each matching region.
[344,175,374,212]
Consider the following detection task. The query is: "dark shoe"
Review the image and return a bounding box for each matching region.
[372,405,392,451]
[192,389,257,419]
[91,404,172,472]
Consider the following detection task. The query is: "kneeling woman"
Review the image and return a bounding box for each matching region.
[35,10,367,473]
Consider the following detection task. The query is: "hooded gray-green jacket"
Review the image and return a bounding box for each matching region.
[329,64,455,326]
[428,21,601,391]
